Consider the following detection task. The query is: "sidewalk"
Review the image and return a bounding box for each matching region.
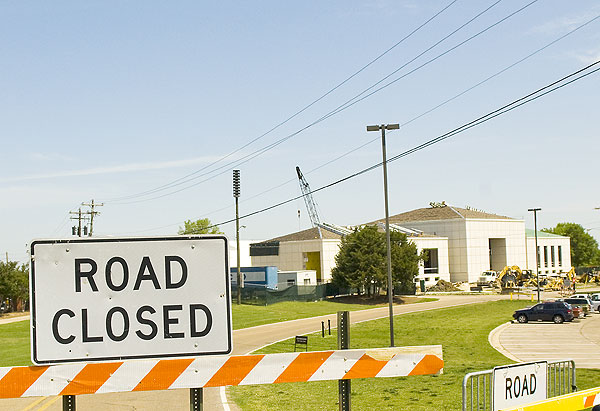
[0,313,29,325]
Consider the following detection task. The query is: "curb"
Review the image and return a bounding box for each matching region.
[488,321,521,362]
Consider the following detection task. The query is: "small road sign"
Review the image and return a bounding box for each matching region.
[493,361,547,411]
[29,236,231,365]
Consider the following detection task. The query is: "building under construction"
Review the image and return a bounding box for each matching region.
[249,203,571,287]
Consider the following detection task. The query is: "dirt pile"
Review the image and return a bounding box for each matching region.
[426,279,461,292]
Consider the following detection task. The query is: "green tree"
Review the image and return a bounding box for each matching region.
[331,225,420,296]
[0,261,29,312]
[178,218,223,235]
[542,223,600,266]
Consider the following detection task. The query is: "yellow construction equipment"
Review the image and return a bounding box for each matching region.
[574,267,599,284]
[495,266,522,289]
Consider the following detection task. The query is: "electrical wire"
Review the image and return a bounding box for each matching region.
[102,0,459,203]
[198,60,600,230]
[110,0,538,205]
[113,16,600,234]
[311,0,539,124]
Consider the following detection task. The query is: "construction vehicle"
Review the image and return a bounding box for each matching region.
[477,270,497,287]
[573,267,599,284]
[492,266,543,290]
[494,266,523,289]
[519,269,541,288]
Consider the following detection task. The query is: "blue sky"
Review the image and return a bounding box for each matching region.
[1,1,599,263]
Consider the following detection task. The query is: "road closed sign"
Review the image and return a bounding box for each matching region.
[29,236,231,365]
[493,361,547,411]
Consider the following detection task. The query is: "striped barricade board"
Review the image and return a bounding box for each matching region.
[0,345,442,399]
[500,386,600,410]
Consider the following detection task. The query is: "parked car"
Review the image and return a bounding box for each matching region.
[572,293,600,312]
[562,298,592,316]
[571,306,583,319]
[513,301,574,324]
[591,294,600,312]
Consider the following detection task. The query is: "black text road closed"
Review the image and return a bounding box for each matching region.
[30,236,231,365]
[493,361,547,411]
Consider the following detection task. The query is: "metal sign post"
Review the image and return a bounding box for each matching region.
[338,311,350,411]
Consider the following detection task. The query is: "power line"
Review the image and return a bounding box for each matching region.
[102,0,459,204]
[202,60,600,230]
[113,15,599,234]
[313,0,539,123]
[109,0,537,205]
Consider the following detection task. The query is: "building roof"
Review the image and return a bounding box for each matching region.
[263,226,343,243]
[525,229,567,239]
[369,205,514,224]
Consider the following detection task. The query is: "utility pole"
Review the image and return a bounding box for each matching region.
[81,200,103,236]
[70,208,85,237]
[528,208,542,302]
[367,123,399,348]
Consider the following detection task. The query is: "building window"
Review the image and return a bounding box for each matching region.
[303,278,310,285]
[435,277,440,281]
[423,249,439,274]
[425,277,430,282]
[537,246,541,268]
[558,246,563,266]
[551,246,555,267]
[287,279,296,286]
[544,246,548,267]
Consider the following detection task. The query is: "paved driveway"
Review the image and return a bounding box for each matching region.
[490,313,600,369]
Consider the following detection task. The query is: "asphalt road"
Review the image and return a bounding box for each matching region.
[0,294,508,411]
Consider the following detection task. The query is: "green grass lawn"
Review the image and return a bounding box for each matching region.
[0,320,29,367]
[229,300,600,410]
[0,297,437,367]
[230,298,437,329]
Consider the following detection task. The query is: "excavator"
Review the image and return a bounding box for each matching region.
[494,266,523,289]
[574,267,599,284]
[494,266,542,290]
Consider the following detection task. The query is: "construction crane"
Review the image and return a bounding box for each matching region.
[296,166,322,228]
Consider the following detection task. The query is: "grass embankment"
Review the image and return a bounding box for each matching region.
[230,300,600,410]
[231,297,437,329]
[0,321,29,367]
[0,297,437,367]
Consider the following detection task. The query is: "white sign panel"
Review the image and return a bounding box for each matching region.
[493,361,547,411]
[30,236,231,365]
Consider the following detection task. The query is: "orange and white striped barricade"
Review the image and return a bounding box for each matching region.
[500,386,600,410]
[0,345,442,399]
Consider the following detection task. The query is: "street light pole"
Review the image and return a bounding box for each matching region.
[528,208,541,302]
[233,170,242,305]
[367,123,399,348]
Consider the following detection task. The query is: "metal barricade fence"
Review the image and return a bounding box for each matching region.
[462,359,576,411]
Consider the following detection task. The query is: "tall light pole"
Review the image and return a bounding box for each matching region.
[528,208,541,302]
[233,170,242,305]
[367,123,399,347]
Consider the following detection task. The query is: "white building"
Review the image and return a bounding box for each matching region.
[250,227,342,283]
[250,204,571,286]
[525,229,571,276]
[374,204,571,283]
[277,270,318,288]
[250,224,451,286]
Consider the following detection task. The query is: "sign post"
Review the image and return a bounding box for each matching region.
[29,236,232,365]
[493,361,547,411]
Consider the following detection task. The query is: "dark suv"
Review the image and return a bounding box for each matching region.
[513,301,574,324]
